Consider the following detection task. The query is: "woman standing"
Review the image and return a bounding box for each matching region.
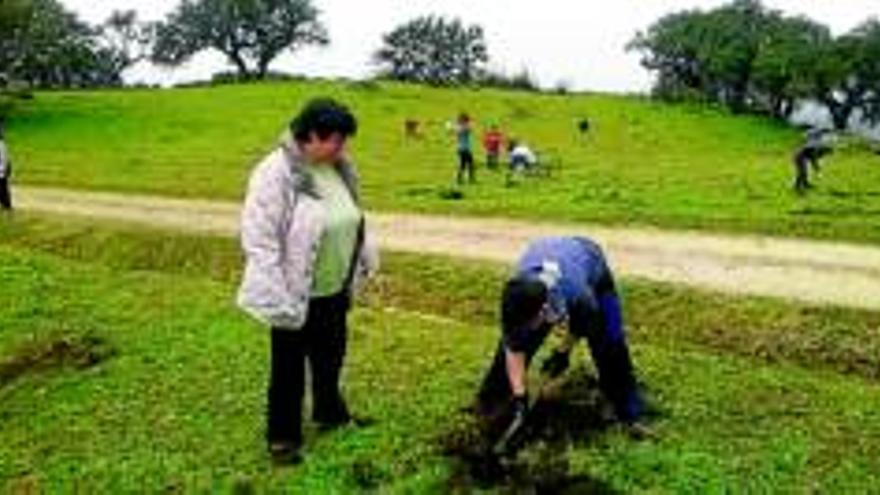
[237,98,379,465]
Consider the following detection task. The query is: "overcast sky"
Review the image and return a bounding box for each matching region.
[62,0,878,92]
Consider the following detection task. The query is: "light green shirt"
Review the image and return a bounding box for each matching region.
[306,164,362,297]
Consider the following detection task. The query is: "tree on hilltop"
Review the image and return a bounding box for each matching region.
[152,0,328,80]
[374,15,488,85]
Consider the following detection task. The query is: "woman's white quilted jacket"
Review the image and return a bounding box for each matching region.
[236,141,379,330]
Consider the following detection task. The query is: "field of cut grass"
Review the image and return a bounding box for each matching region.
[7,80,880,243]
[5,213,880,382]
[2,214,880,492]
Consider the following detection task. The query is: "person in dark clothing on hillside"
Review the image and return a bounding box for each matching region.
[793,128,833,194]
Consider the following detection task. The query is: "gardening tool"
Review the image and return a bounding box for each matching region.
[491,371,565,457]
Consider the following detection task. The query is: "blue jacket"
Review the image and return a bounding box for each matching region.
[515,236,611,325]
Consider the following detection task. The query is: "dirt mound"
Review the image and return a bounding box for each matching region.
[439,371,622,493]
[0,334,115,388]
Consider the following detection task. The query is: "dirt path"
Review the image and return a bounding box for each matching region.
[14,185,880,311]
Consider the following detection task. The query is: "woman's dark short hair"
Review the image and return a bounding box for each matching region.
[501,276,547,335]
[290,97,357,143]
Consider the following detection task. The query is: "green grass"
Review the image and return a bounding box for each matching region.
[4,213,880,381]
[3,215,880,492]
[7,80,880,243]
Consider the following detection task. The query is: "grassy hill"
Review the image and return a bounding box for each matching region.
[7,80,880,243]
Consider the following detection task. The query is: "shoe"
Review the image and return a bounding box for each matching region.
[269,441,303,466]
[625,421,656,441]
[316,412,375,432]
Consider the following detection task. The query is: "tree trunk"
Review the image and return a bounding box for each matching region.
[774,97,793,120]
[226,50,252,80]
[823,96,852,131]
[256,58,270,80]
[729,91,747,114]
[831,109,850,131]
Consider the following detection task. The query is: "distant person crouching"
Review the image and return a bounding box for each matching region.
[793,128,834,194]
[506,139,537,186]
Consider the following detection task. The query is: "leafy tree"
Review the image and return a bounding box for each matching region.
[374,15,488,85]
[844,19,880,126]
[750,15,832,119]
[1,0,100,88]
[92,10,154,85]
[0,0,151,95]
[696,0,769,112]
[628,10,713,101]
[800,22,880,130]
[0,0,31,86]
[629,0,880,128]
[0,0,30,35]
[630,0,771,111]
[151,0,328,79]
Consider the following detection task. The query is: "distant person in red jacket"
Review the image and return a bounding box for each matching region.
[483,125,504,170]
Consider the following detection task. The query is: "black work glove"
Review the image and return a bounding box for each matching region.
[541,350,570,378]
[511,394,529,420]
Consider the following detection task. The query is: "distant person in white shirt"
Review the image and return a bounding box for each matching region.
[506,139,537,186]
[0,122,11,211]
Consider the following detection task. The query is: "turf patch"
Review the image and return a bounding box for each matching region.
[0,333,115,388]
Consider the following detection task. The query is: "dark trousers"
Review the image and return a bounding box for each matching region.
[457,150,475,184]
[505,156,528,186]
[267,293,350,445]
[486,152,499,170]
[793,156,811,193]
[794,146,829,193]
[477,291,642,422]
[0,177,10,209]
